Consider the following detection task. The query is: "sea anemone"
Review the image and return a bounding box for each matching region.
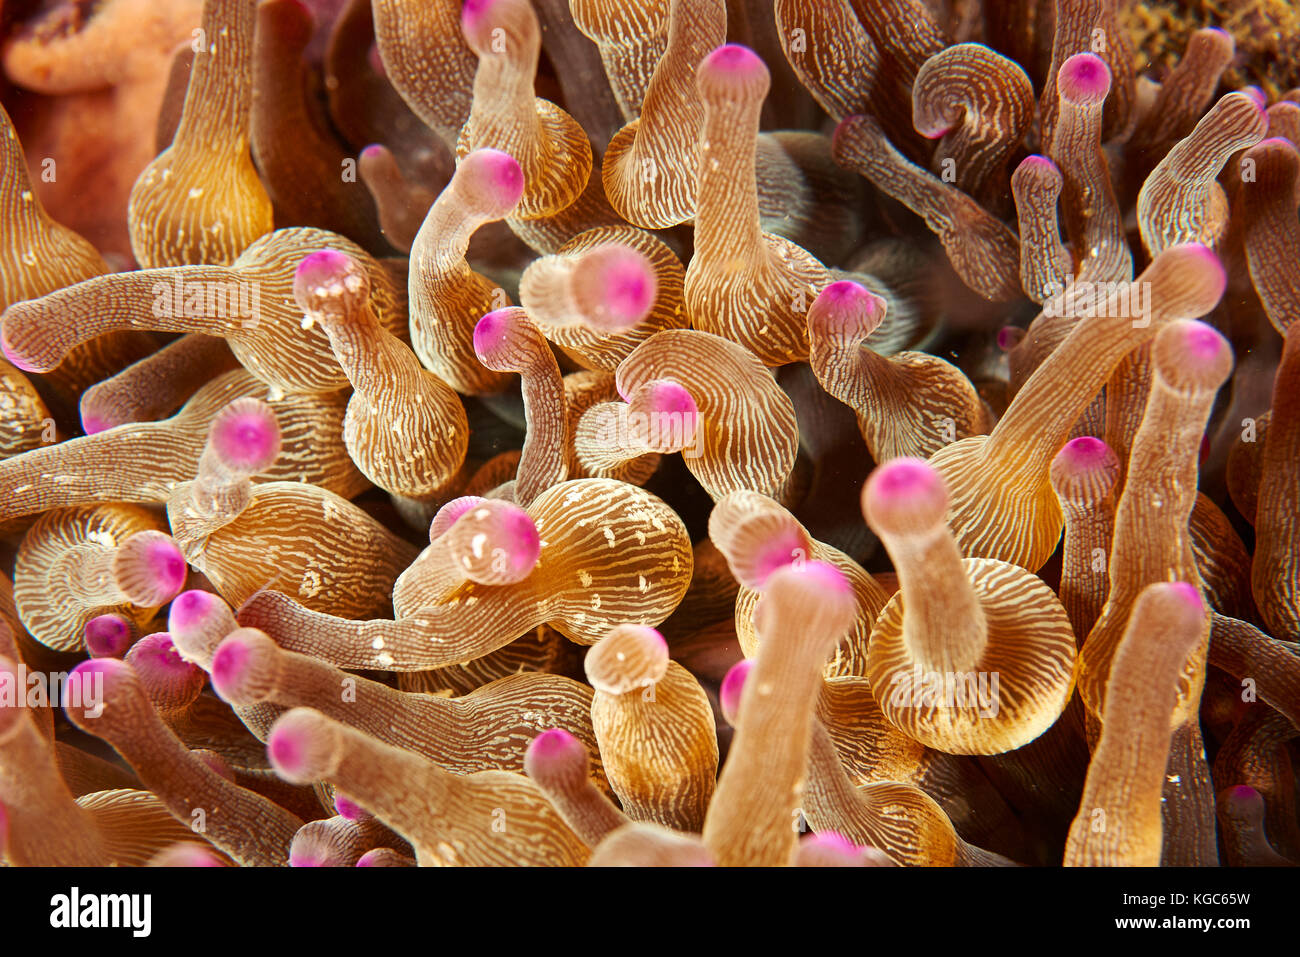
[0,0,1295,870]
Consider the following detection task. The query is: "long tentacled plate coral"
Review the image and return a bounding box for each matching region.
[0,0,1295,873]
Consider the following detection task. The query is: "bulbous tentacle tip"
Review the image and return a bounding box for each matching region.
[701,43,767,80]
[1224,784,1264,811]
[1175,319,1231,364]
[1152,319,1233,393]
[627,379,700,452]
[210,628,280,706]
[0,330,41,374]
[356,848,411,866]
[718,658,754,725]
[580,246,658,331]
[698,44,770,100]
[585,624,670,694]
[79,411,113,435]
[267,709,337,784]
[997,325,1026,351]
[1142,244,1227,317]
[1056,435,1117,471]
[1014,153,1061,178]
[1164,581,1206,613]
[472,307,524,365]
[761,559,854,608]
[444,498,541,584]
[527,727,582,761]
[797,832,897,866]
[293,249,371,318]
[809,280,886,341]
[65,657,128,722]
[524,727,588,785]
[1130,582,1207,641]
[1058,52,1111,103]
[460,0,521,50]
[333,793,366,821]
[862,457,950,535]
[1257,134,1300,152]
[84,614,134,659]
[114,530,188,606]
[460,148,526,213]
[209,398,282,473]
[168,589,225,634]
[1240,86,1268,111]
[428,495,487,542]
[629,379,697,420]
[125,632,203,689]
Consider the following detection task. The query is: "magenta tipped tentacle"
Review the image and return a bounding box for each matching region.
[124,633,206,714]
[84,614,135,659]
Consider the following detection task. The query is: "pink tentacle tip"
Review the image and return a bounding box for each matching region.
[294,248,353,289]
[126,633,196,679]
[811,280,883,337]
[498,508,543,574]
[472,308,517,360]
[360,144,386,160]
[334,794,366,820]
[79,410,112,435]
[462,149,526,208]
[210,637,252,696]
[804,831,860,853]
[65,658,124,718]
[84,614,133,658]
[1256,136,1300,154]
[1059,436,1114,469]
[996,326,1026,351]
[866,458,946,508]
[428,496,487,541]
[211,405,281,473]
[460,0,500,35]
[168,589,221,632]
[1165,581,1205,613]
[143,537,188,597]
[1058,52,1111,103]
[0,330,40,373]
[701,43,767,81]
[527,727,581,761]
[593,252,657,329]
[629,379,699,428]
[719,658,754,724]
[1176,320,1229,364]
[267,719,312,780]
[153,843,223,867]
[1164,242,1228,297]
[1017,154,1058,173]
[749,527,812,588]
[1242,86,1268,110]
[772,559,851,597]
[1227,784,1262,806]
